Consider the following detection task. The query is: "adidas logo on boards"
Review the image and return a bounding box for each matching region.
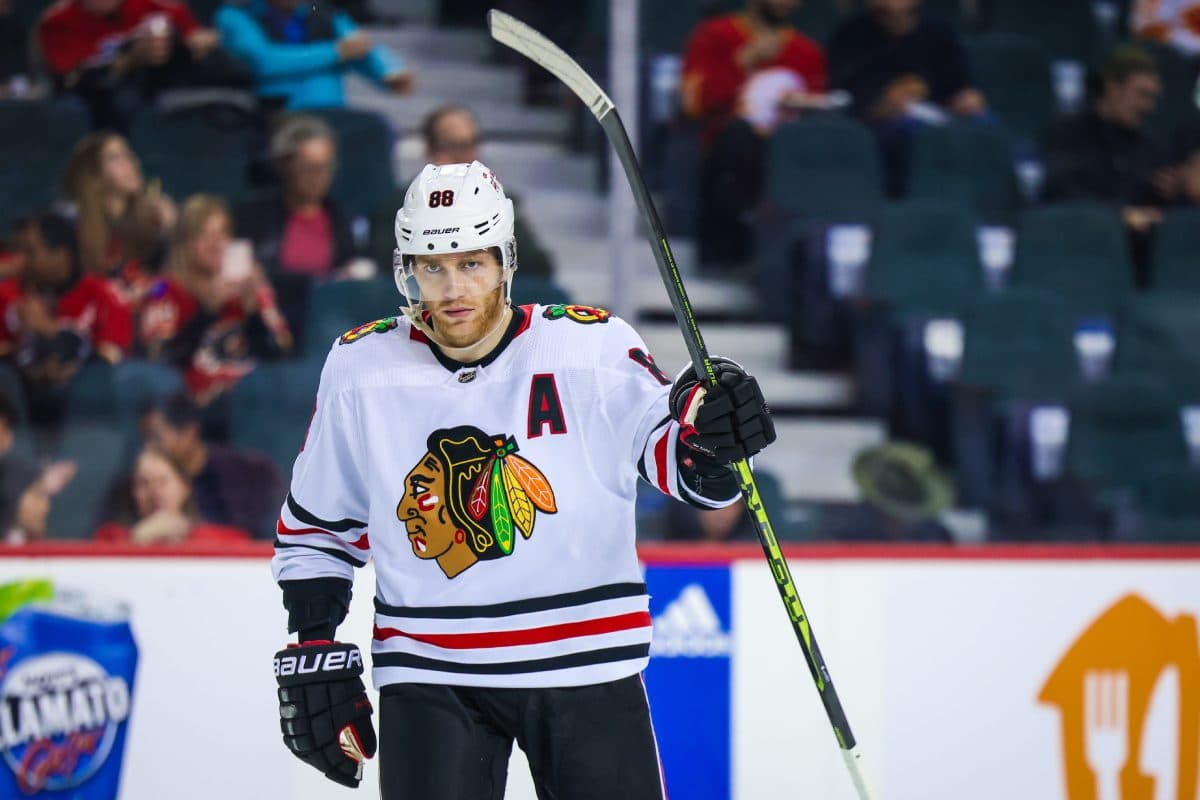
[651,584,732,658]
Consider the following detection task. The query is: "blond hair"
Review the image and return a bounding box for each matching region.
[61,132,126,272]
[168,194,231,283]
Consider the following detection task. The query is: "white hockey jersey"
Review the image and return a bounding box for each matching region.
[271,303,738,690]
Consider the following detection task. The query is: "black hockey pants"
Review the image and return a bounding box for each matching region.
[378,674,666,800]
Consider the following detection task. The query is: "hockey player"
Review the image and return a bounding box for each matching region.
[271,160,775,798]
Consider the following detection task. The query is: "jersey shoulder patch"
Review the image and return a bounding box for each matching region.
[339,317,399,345]
[541,304,611,325]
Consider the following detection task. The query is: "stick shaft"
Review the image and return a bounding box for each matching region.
[488,10,875,798]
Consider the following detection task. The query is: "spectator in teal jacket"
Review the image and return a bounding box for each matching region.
[214,0,413,109]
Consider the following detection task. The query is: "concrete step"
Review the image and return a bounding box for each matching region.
[363,25,492,63]
[346,77,569,140]
[757,418,886,502]
[392,61,524,104]
[518,188,607,237]
[393,137,594,194]
[638,321,786,374]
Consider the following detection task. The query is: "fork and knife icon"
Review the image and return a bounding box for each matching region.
[1083,668,1178,800]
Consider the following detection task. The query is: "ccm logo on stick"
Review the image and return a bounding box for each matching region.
[274,649,363,677]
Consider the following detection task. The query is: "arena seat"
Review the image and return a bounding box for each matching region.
[1151,208,1200,293]
[907,120,1021,222]
[965,34,1056,144]
[0,101,89,233]
[47,423,126,539]
[307,108,396,220]
[229,359,323,477]
[864,201,983,317]
[1010,204,1133,314]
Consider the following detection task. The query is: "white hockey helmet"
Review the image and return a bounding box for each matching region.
[393,161,518,309]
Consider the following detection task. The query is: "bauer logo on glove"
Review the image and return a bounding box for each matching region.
[669,356,777,464]
[274,640,377,788]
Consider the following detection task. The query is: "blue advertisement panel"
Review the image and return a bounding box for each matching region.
[0,582,138,800]
[643,565,732,800]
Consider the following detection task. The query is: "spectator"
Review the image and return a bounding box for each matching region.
[214,0,412,110]
[0,212,132,386]
[60,132,177,310]
[139,392,284,538]
[140,194,291,404]
[236,114,358,337]
[0,458,75,545]
[36,0,237,129]
[818,441,955,541]
[369,104,556,279]
[0,393,17,458]
[1042,47,1169,235]
[95,447,251,543]
[0,0,30,97]
[828,0,986,195]
[681,0,828,268]
[1130,0,1200,57]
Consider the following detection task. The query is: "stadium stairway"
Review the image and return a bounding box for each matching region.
[346,20,880,506]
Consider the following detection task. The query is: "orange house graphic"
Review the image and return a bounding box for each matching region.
[1040,594,1200,800]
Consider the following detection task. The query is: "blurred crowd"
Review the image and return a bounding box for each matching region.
[1,0,1199,546]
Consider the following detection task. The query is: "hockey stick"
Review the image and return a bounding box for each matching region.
[488,10,875,800]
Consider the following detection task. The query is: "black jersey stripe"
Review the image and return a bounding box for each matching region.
[286,493,367,533]
[374,643,650,675]
[374,582,647,619]
[274,538,367,567]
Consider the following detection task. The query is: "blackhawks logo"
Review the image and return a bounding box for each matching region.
[397,426,557,579]
[339,317,398,345]
[542,304,610,324]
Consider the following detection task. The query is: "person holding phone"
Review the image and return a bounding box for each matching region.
[138,194,292,405]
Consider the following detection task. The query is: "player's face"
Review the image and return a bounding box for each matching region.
[412,249,506,348]
[397,455,455,560]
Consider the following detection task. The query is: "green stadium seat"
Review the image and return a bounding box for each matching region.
[511,277,571,308]
[1010,204,1133,313]
[1064,374,1189,491]
[965,34,1056,143]
[229,359,323,478]
[0,364,34,458]
[307,108,395,220]
[865,201,984,317]
[907,120,1020,222]
[1115,293,1200,393]
[130,107,258,202]
[765,116,884,222]
[0,101,90,233]
[1151,208,1200,292]
[1137,468,1200,542]
[984,0,1109,63]
[65,361,120,425]
[303,277,403,355]
[958,288,1080,399]
[47,423,126,539]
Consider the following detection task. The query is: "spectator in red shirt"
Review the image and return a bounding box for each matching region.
[94,447,251,544]
[36,0,238,129]
[235,113,359,342]
[1,212,132,376]
[0,212,132,431]
[681,0,828,269]
[139,194,292,404]
[61,132,176,308]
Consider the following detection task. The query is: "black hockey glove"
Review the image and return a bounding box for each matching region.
[274,640,376,788]
[670,357,776,465]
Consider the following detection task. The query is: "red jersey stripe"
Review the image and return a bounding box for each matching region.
[654,428,671,495]
[373,610,652,649]
[277,518,370,550]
